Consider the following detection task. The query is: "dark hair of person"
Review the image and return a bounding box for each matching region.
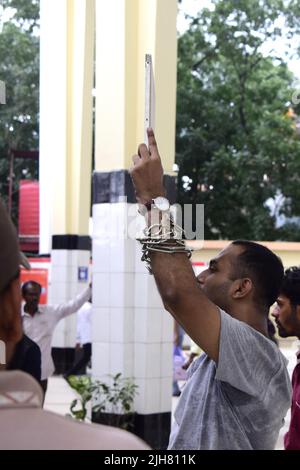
[231,240,284,309]
[21,281,42,297]
[280,266,300,306]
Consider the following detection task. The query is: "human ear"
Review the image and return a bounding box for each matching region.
[231,278,252,299]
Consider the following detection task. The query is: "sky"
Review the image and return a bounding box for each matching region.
[177,0,300,80]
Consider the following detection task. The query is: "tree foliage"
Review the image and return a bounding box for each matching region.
[0,0,39,224]
[176,0,300,241]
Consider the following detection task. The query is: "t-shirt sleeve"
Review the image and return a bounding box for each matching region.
[215,309,283,397]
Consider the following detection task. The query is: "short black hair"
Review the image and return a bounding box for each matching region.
[280,266,300,306]
[231,240,284,308]
[22,280,42,297]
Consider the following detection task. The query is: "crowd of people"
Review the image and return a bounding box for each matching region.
[0,128,299,450]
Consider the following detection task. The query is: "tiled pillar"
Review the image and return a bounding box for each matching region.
[50,235,91,374]
[92,171,176,449]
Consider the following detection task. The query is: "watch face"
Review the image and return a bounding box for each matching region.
[154,197,170,211]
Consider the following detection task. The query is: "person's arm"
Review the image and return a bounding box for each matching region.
[130,129,221,362]
[150,250,220,362]
[54,286,91,321]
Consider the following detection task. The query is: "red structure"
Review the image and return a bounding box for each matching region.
[18,180,39,252]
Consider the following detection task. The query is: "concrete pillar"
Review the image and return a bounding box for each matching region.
[39,0,95,368]
[92,0,178,449]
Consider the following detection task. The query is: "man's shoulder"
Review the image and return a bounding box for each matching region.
[11,408,150,450]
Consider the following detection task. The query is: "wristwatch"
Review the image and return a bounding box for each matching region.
[138,196,170,216]
[152,197,170,211]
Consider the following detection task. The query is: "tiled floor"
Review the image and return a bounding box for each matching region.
[44,341,299,449]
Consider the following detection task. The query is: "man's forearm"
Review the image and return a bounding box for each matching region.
[149,250,198,312]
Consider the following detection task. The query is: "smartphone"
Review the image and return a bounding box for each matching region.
[144,54,155,145]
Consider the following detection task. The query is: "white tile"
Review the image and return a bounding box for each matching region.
[134,343,161,379]
[109,343,123,376]
[68,250,90,267]
[92,308,110,342]
[92,272,110,307]
[134,378,146,413]
[134,308,148,343]
[77,250,90,266]
[92,203,111,219]
[134,377,163,413]
[110,308,134,343]
[134,344,146,378]
[147,276,164,308]
[160,342,173,378]
[123,308,134,343]
[162,311,173,342]
[93,203,112,238]
[123,343,134,378]
[144,378,160,414]
[102,203,127,241]
[110,239,135,273]
[51,265,70,283]
[110,308,123,342]
[146,309,162,343]
[50,281,69,302]
[92,238,110,273]
[109,343,133,377]
[134,273,147,307]
[51,250,71,267]
[92,342,110,377]
[110,273,134,308]
[135,273,164,308]
[70,251,79,266]
[146,344,161,378]
[49,293,69,304]
[160,377,172,413]
[134,308,162,343]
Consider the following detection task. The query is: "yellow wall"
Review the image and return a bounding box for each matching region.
[39,0,94,250]
[188,240,300,268]
[95,0,178,174]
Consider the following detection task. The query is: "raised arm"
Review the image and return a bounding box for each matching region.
[129,129,221,362]
[54,286,91,321]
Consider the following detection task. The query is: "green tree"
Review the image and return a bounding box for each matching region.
[177,0,300,241]
[0,0,39,225]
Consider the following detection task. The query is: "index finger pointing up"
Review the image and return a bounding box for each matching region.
[147,128,159,158]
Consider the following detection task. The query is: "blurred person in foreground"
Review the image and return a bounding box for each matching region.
[0,200,149,450]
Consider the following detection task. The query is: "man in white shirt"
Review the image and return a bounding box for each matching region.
[64,299,92,377]
[21,280,91,398]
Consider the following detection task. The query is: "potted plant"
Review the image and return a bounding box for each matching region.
[67,373,138,430]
